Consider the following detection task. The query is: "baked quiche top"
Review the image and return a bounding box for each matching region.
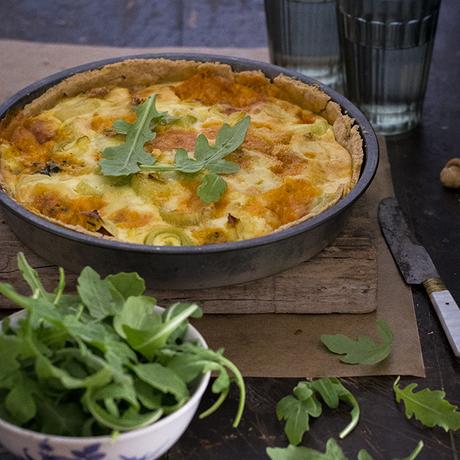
[0,59,363,246]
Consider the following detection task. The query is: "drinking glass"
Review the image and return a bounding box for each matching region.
[337,0,441,135]
[265,0,342,89]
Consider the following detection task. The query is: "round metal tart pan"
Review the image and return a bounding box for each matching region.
[0,54,379,289]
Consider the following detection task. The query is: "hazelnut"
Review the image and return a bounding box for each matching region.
[440,158,460,189]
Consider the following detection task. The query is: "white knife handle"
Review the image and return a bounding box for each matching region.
[424,278,460,358]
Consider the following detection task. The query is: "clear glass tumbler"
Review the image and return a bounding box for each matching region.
[265,0,342,89]
[337,0,441,135]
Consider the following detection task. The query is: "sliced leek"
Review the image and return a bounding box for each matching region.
[53,97,101,121]
[144,226,193,246]
[159,208,206,227]
[172,114,198,128]
[131,174,174,205]
[75,180,102,196]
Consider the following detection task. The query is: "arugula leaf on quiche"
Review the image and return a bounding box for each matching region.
[99,93,250,203]
[100,95,169,176]
[142,115,250,203]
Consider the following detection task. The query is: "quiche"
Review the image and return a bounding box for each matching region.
[0,59,363,246]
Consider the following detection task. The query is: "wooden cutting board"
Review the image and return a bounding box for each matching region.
[0,195,376,314]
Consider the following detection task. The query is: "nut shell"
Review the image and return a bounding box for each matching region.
[440,158,460,189]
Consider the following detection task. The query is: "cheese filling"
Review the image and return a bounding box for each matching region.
[0,75,354,246]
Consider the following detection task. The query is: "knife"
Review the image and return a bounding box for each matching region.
[378,197,460,357]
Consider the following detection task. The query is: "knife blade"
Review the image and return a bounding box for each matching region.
[379,197,460,357]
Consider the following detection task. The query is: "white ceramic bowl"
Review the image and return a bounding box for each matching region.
[0,310,211,460]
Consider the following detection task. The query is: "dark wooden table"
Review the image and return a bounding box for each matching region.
[0,1,459,459]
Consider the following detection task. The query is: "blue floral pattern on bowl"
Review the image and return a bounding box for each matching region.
[0,441,164,460]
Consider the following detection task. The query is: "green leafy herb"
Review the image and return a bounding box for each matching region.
[105,272,146,299]
[276,383,322,445]
[100,95,170,176]
[197,173,228,203]
[4,376,37,425]
[77,267,123,319]
[0,252,245,436]
[393,376,460,431]
[267,439,424,460]
[276,378,359,445]
[311,378,359,439]
[141,116,250,203]
[113,295,159,339]
[267,439,346,460]
[99,95,250,203]
[320,320,393,365]
[164,342,246,428]
[132,363,188,405]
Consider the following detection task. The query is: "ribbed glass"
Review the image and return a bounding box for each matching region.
[337,0,441,135]
[265,0,342,89]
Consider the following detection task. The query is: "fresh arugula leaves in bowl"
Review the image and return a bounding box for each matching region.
[0,253,245,460]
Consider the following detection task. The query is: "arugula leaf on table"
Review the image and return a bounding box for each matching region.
[320,320,393,365]
[310,378,360,439]
[100,95,169,176]
[142,116,250,203]
[393,376,460,431]
[357,452,374,460]
[275,378,359,446]
[276,382,322,445]
[267,439,424,460]
[267,438,347,460]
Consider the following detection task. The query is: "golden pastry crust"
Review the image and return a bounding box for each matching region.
[0,58,364,246]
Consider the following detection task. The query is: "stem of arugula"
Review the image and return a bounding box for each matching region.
[219,355,246,428]
[199,386,230,420]
[139,164,179,172]
[54,267,65,305]
[339,392,360,439]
